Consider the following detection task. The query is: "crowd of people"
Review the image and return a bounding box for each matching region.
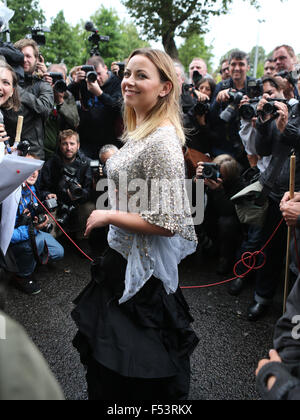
[0,34,300,401]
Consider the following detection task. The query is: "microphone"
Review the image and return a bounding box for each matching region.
[85,21,97,32]
[0,110,11,154]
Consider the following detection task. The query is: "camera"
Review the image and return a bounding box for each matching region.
[277,68,300,87]
[262,98,288,118]
[17,140,31,157]
[194,99,210,116]
[81,65,98,83]
[247,79,263,99]
[56,204,77,227]
[239,99,260,121]
[49,72,67,93]
[28,202,54,234]
[26,27,50,46]
[85,21,110,57]
[192,71,202,89]
[60,166,84,202]
[199,163,221,182]
[220,90,244,123]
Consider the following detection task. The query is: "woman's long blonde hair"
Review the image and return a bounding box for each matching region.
[122,48,185,145]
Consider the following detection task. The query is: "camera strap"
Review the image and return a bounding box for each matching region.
[28,224,49,266]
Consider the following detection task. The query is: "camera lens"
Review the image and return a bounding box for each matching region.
[87,71,97,83]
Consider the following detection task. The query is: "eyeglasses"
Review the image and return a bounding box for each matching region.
[220,67,230,74]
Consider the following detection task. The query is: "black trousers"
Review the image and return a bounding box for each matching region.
[254,198,287,303]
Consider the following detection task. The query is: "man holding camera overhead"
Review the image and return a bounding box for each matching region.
[12,39,54,160]
[67,55,122,160]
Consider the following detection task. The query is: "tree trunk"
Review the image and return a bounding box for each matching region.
[162,31,179,59]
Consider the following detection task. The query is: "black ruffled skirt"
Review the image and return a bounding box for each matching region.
[71,247,199,400]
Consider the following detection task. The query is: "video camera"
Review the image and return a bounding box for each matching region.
[85,21,110,57]
[26,27,50,46]
[49,72,67,93]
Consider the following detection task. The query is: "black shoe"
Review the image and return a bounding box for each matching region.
[13,275,41,296]
[228,277,246,296]
[247,301,269,322]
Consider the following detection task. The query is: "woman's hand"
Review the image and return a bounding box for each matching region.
[85,210,111,237]
[275,101,289,133]
[196,162,223,190]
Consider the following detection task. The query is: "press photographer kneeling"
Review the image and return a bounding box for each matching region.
[9,157,64,295]
[196,155,245,275]
[39,129,94,241]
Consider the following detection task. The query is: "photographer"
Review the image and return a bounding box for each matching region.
[196,155,245,275]
[67,55,122,159]
[210,50,252,170]
[12,39,54,159]
[9,156,64,295]
[39,130,94,239]
[245,88,300,320]
[43,64,80,160]
[184,77,217,156]
[273,44,299,100]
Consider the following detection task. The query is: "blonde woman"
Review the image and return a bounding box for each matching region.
[72,49,199,400]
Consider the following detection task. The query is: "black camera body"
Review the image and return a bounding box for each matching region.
[192,70,202,89]
[194,100,210,117]
[81,65,97,83]
[56,204,76,227]
[240,98,260,121]
[17,140,31,157]
[247,78,263,99]
[49,72,67,93]
[60,166,84,202]
[277,69,300,87]
[262,98,288,118]
[220,90,244,123]
[200,163,221,182]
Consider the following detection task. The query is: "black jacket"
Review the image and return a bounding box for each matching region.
[68,73,123,159]
[256,273,300,400]
[4,77,54,160]
[39,150,93,205]
[255,102,300,203]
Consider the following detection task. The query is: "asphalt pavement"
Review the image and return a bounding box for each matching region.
[4,237,285,401]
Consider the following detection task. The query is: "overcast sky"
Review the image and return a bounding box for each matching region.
[38,0,299,69]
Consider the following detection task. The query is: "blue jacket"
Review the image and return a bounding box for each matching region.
[11,185,39,245]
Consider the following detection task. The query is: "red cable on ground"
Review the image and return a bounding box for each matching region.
[26,182,289,290]
[25,183,95,263]
[181,219,285,290]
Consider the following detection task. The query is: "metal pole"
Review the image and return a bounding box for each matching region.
[3,0,11,42]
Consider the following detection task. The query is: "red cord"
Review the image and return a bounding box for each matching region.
[181,219,285,290]
[25,183,293,290]
[25,183,95,263]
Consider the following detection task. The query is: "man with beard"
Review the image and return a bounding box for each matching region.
[39,130,94,239]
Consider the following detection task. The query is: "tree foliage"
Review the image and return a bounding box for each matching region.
[7,0,45,43]
[121,0,259,58]
[178,34,214,73]
[42,11,84,70]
